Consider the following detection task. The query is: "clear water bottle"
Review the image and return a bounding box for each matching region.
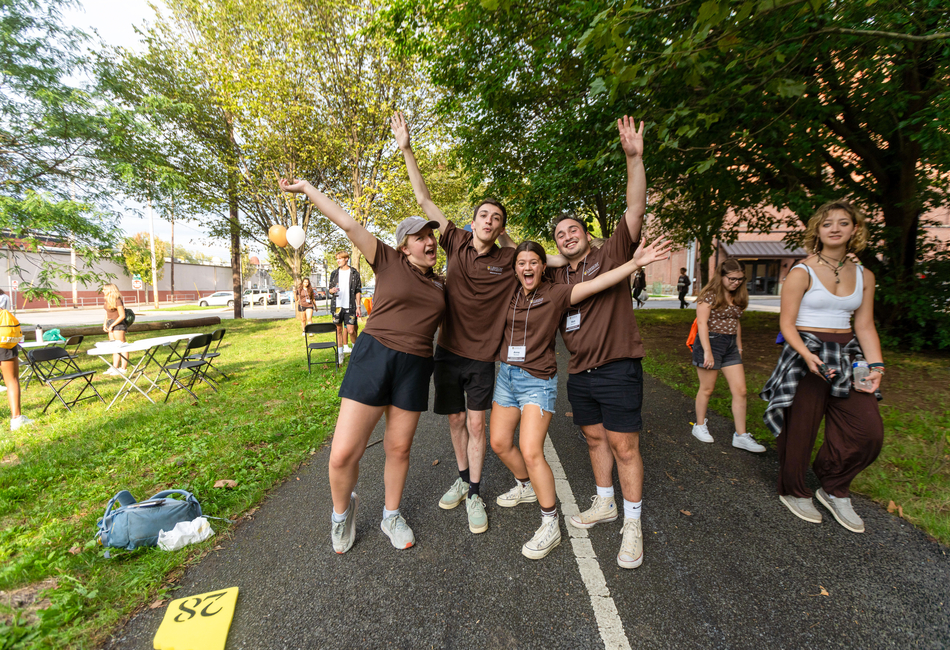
[35,325,43,342]
[852,354,870,391]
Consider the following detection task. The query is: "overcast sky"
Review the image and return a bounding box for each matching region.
[62,0,238,261]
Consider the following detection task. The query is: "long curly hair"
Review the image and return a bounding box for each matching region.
[803,199,869,254]
[102,283,123,311]
[696,258,749,311]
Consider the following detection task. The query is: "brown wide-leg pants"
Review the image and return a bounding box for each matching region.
[777,332,884,498]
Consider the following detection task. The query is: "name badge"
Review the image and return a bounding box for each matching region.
[507,345,526,362]
[565,313,581,332]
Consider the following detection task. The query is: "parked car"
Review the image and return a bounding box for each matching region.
[314,286,329,300]
[242,288,278,306]
[199,291,235,307]
[279,290,293,304]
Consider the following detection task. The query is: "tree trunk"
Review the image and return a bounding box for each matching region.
[170,201,175,302]
[228,174,242,320]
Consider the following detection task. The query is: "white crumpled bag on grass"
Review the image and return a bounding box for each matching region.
[157,517,214,551]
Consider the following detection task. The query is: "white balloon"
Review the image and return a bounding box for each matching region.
[286,225,306,249]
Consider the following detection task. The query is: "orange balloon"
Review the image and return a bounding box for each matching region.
[268,225,288,247]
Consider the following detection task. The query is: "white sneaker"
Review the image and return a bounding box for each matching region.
[0,385,6,393]
[733,432,766,453]
[337,350,344,364]
[343,345,352,354]
[617,518,644,569]
[116,367,128,376]
[522,516,561,559]
[569,495,618,529]
[496,481,538,507]
[10,415,33,431]
[103,367,118,376]
[691,418,714,443]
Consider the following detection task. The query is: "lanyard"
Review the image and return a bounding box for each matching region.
[565,257,588,326]
[510,287,539,350]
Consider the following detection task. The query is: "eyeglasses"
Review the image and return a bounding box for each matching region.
[724,276,746,283]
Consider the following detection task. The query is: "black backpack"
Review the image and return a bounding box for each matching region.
[124,308,136,326]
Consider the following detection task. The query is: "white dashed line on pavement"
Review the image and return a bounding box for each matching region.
[544,435,632,650]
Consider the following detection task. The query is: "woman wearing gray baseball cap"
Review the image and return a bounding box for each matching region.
[281,178,444,555]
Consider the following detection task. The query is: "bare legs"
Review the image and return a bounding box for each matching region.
[1,358,21,418]
[448,409,486,483]
[490,404,555,508]
[582,423,642,502]
[109,329,128,370]
[328,398,422,514]
[695,364,747,433]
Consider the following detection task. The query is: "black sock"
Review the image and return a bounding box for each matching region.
[516,477,530,484]
[468,481,480,498]
[459,468,470,484]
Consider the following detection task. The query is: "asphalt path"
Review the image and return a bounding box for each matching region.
[105,336,948,649]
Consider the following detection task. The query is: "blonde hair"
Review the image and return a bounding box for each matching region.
[102,283,122,310]
[696,258,749,311]
[803,199,869,254]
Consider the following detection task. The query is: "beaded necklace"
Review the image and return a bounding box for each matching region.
[816,252,846,284]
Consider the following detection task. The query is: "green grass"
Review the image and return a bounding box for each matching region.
[636,309,950,546]
[0,317,342,648]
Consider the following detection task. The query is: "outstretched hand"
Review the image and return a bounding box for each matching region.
[391,112,411,150]
[633,236,673,268]
[618,115,645,158]
[279,178,309,194]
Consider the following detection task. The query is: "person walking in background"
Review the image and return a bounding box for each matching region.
[329,251,362,360]
[491,238,670,560]
[632,269,647,308]
[0,289,31,431]
[281,177,445,554]
[329,251,362,364]
[296,277,317,336]
[762,199,884,534]
[677,267,691,308]
[690,259,765,453]
[101,283,128,376]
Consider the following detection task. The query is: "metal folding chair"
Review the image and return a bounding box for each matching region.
[186,328,227,380]
[304,323,339,373]
[64,335,84,360]
[161,333,216,402]
[27,347,105,414]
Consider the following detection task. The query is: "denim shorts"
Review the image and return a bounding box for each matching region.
[492,363,557,415]
[692,333,742,370]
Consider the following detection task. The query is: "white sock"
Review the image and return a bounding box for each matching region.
[596,485,615,499]
[383,507,400,520]
[338,346,344,353]
[624,499,642,520]
[331,508,348,523]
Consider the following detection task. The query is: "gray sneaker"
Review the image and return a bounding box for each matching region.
[816,488,865,533]
[569,495,618,529]
[380,513,415,549]
[617,518,643,569]
[496,481,538,507]
[330,493,358,554]
[466,495,488,534]
[779,494,822,524]
[522,516,561,560]
[439,477,469,510]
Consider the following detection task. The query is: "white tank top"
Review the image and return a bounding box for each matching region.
[793,264,864,330]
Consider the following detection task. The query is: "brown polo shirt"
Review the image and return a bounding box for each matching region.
[497,281,574,379]
[550,216,645,373]
[437,221,518,362]
[361,240,446,358]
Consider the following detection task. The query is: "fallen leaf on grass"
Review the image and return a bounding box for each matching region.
[898,505,904,518]
[432,459,439,466]
[68,546,82,555]
[213,479,238,489]
[819,586,829,596]
[149,600,165,609]
[887,500,897,513]
[680,510,692,516]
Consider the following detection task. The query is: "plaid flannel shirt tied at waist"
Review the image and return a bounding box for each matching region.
[759,332,881,437]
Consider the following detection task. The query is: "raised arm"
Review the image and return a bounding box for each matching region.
[391,112,449,232]
[279,179,378,265]
[569,237,671,305]
[618,116,646,243]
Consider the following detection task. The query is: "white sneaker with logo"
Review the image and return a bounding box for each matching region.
[691,418,713,443]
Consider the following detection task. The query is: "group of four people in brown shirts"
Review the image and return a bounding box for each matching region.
[280,113,668,567]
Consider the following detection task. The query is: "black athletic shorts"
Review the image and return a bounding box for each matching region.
[297,304,313,312]
[433,345,495,414]
[338,334,433,412]
[566,358,643,433]
[0,346,19,362]
[106,318,128,332]
[332,307,357,327]
[691,333,742,370]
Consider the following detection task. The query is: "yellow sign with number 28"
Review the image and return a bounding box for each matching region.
[153,587,239,650]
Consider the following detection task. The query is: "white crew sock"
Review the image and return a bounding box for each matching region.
[383,507,400,520]
[624,499,642,520]
[596,485,615,499]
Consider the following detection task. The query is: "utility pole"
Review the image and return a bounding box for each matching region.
[148,194,160,309]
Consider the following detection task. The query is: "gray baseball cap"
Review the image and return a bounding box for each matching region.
[395,216,440,244]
